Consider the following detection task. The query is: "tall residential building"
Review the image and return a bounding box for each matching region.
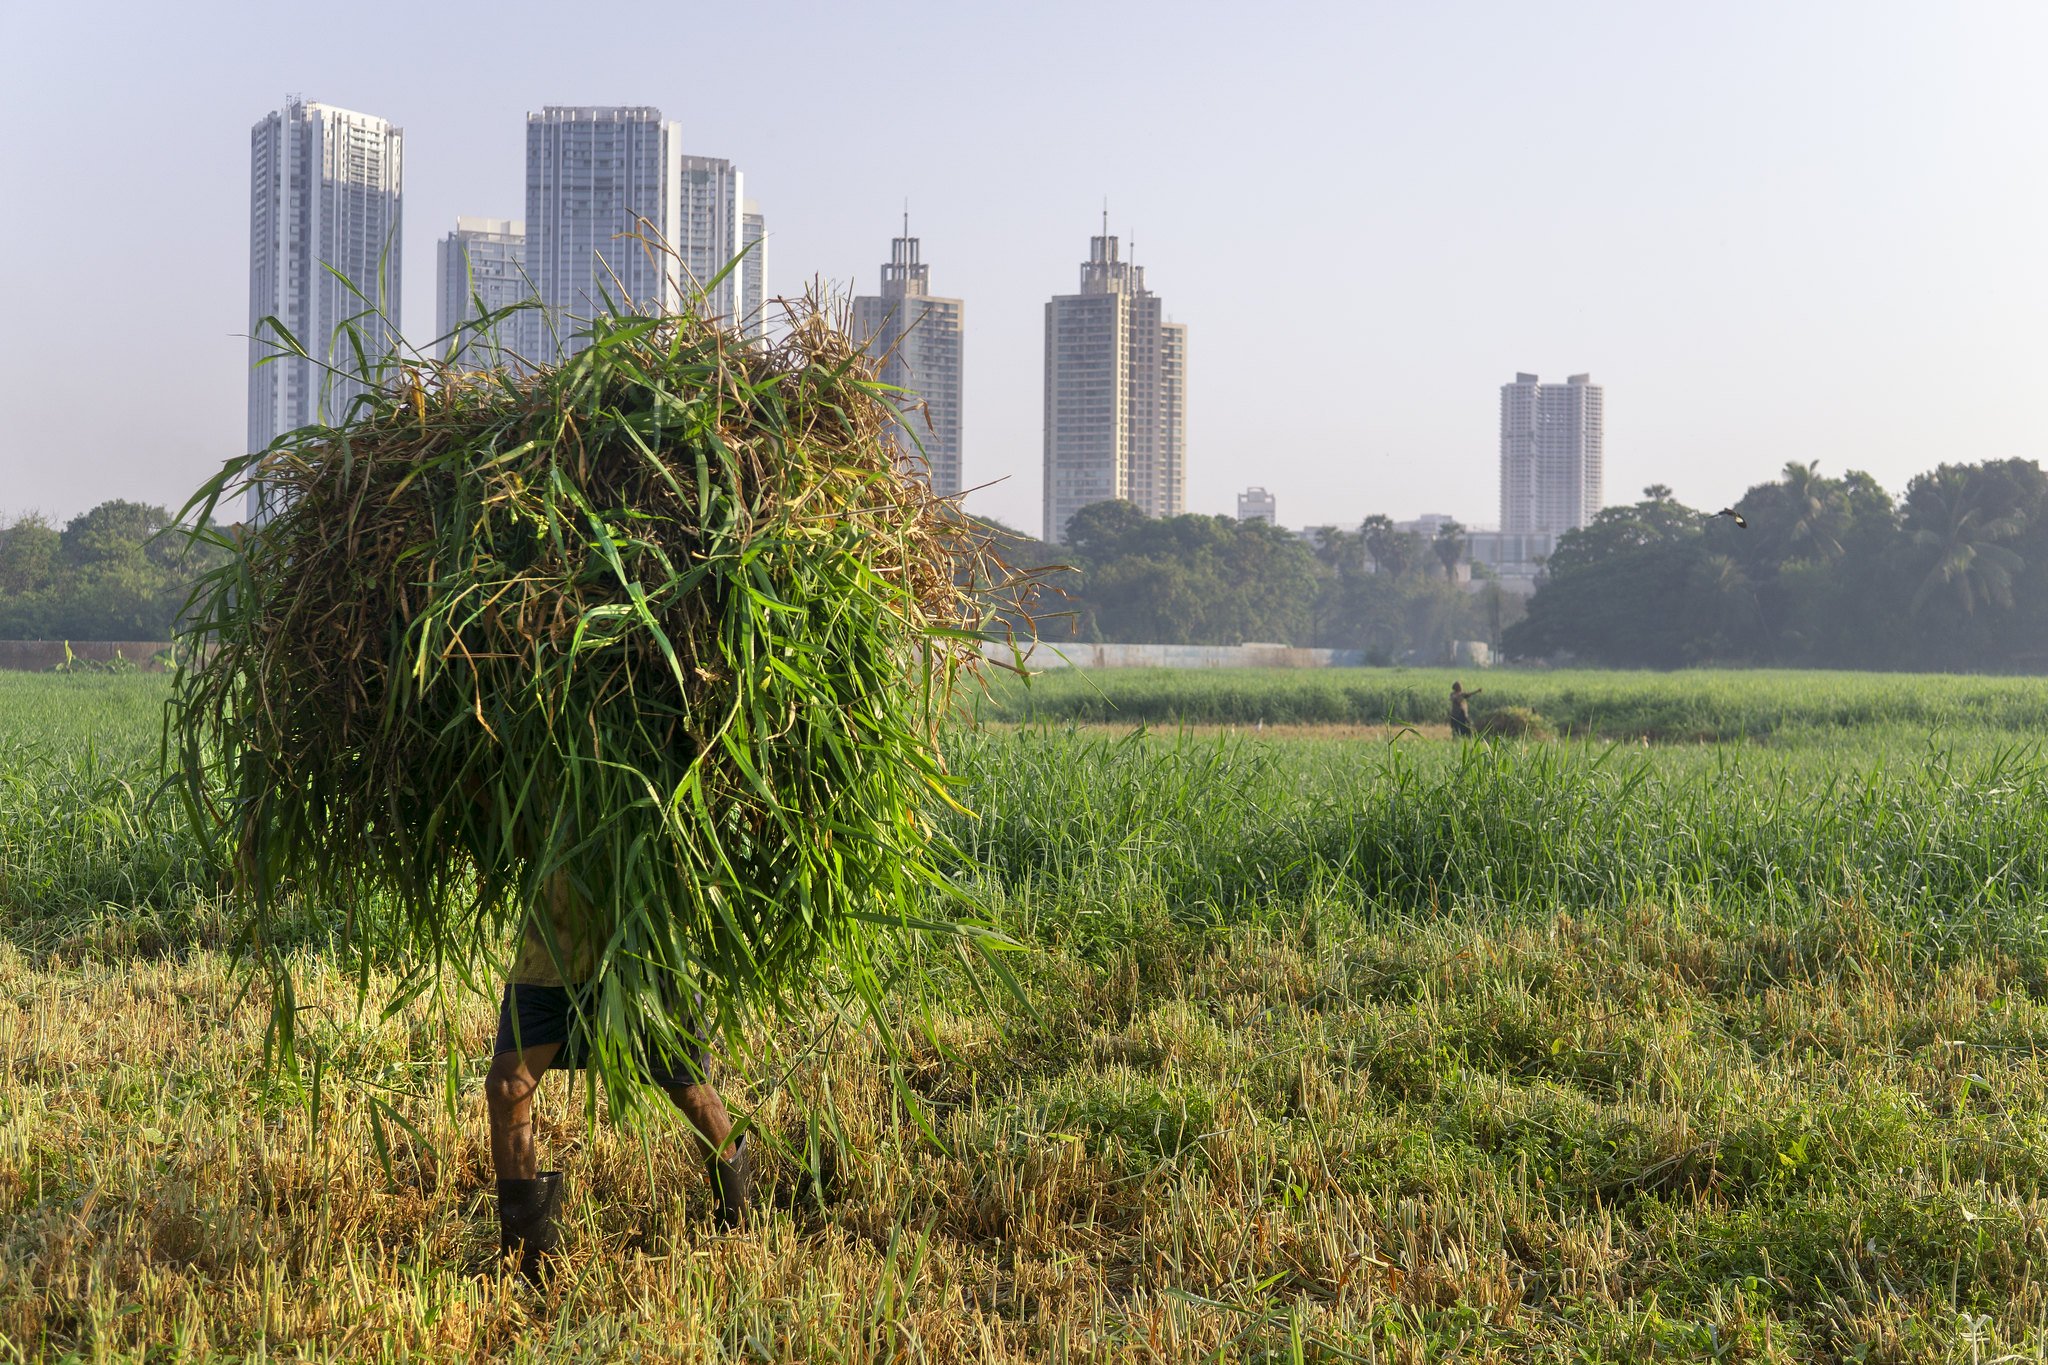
[435,217,527,360]
[677,155,745,322]
[741,203,767,337]
[247,96,404,519]
[851,220,964,497]
[523,106,680,360]
[1042,227,1187,543]
[1237,487,1277,524]
[1499,372,1604,535]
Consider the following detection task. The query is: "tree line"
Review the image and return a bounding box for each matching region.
[989,499,1513,663]
[23,456,2048,673]
[993,454,2048,672]
[1507,459,2048,670]
[0,502,220,641]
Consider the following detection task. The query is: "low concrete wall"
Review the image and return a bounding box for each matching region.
[0,641,175,672]
[986,641,1365,671]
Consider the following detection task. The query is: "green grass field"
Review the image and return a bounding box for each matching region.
[5,670,2048,1361]
[974,664,2048,742]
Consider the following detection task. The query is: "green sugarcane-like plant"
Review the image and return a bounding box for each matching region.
[169,273,1028,1123]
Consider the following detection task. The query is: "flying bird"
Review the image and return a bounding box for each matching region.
[1713,508,1748,529]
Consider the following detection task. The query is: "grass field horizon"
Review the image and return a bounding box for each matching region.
[6,668,2048,1360]
[973,664,2048,744]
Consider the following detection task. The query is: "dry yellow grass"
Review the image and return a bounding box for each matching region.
[0,943,1433,1362]
[7,897,2048,1362]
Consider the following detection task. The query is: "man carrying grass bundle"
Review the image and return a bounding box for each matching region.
[487,876,749,1281]
[171,296,1018,1290]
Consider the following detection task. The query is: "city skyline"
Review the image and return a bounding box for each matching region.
[434,132,765,364]
[250,104,1648,545]
[12,4,2048,539]
[255,104,1634,545]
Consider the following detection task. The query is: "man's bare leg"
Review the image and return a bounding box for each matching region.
[486,1042,564,1280]
[660,1080,735,1156]
[662,1079,750,1228]
[486,1042,562,1180]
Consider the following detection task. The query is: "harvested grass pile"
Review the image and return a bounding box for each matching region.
[1475,705,1551,740]
[171,305,1011,1105]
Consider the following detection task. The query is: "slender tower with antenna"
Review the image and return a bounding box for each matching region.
[1042,212,1188,543]
[850,211,965,497]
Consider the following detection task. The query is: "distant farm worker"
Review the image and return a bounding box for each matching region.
[1450,680,1484,738]
[486,876,750,1282]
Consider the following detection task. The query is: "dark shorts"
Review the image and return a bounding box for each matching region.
[493,983,712,1088]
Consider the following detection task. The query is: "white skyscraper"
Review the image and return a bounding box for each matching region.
[247,97,404,519]
[677,155,745,323]
[435,217,527,361]
[741,203,767,337]
[852,220,964,497]
[523,106,680,360]
[1042,225,1187,543]
[1499,372,1604,535]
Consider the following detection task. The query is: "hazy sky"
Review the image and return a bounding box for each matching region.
[4,1,2046,535]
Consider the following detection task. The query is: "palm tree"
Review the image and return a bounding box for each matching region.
[1309,525,1361,575]
[1778,461,1845,561]
[1359,515,1399,576]
[1911,483,2027,617]
[1432,519,1466,581]
[1688,551,1761,655]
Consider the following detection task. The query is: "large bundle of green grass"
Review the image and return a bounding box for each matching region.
[171,304,1007,1105]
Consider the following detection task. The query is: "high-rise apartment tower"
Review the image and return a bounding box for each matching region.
[677,155,748,324]
[851,219,964,497]
[740,203,767,337]
[435,217,527,360]
[1499,372,1603,535]
[523,106,680,360]
[247,97,404,519]
[1237,487,1277,525]
[1042,226,1187,543]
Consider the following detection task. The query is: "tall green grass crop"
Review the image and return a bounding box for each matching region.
[0,672,170,754]
[976,665,2048,740]
[943,726,2048,969]
[0,676,326,956]
[7,675,2048,970]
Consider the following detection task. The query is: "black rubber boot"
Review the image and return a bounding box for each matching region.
[707,1137,751,1230]
[497,1170,563,1283]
